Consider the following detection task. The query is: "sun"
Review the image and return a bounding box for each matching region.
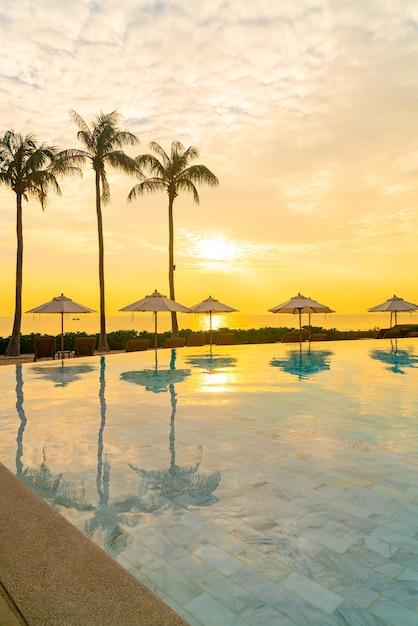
[194,235,238,262]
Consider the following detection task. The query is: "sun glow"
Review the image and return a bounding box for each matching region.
[193,235,239,262]
[184,232,240,264]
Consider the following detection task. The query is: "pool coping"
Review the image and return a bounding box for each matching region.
[0,463,190,626]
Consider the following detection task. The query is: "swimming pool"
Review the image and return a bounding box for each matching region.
[1,339,418,625]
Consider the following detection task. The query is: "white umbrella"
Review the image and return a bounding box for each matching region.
[268,293,334,340]
[26,293,96,357]
[119,290,190,350]
[188,295,238,347]
[368,294,418,328]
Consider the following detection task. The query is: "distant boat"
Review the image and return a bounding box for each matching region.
[72,317,80,321]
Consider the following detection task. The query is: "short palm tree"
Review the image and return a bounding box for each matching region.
[64,110,139,351]
[128,141,219,336]
[0,131,72,356]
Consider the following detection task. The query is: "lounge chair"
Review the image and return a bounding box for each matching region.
[309,333,329,342]
[34,336,56,362]
[163,338,186,348]
[216,332,234,345]
[281,331,309,343]
[125,339,150,352]
[74,337,96,357]
[187,333,205,347]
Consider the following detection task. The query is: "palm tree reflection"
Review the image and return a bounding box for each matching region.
[121,350,221,518]
[15,364,93,511]
[270,345,333,380]
[84,356,131,551]
[369,340,418,375]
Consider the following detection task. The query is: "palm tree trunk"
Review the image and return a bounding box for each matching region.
[5,194,23,356]
[96,173,109,351]
[168,197,179,337]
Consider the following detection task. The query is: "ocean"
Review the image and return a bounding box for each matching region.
[1,311,417,338]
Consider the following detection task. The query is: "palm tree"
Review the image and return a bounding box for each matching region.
[128,141,219,336]
[64,110,139,351]
[0,131,71,356]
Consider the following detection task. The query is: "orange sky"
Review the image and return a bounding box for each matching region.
[1,1,418,316]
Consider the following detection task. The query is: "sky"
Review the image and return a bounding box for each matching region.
[1,0,418,316]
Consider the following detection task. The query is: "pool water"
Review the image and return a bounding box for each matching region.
[1,339,418,625]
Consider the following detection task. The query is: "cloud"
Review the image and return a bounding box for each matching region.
[1,0,418,314]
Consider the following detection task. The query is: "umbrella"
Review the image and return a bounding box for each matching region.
[119,289,190,350]
[367,295,418,328]
[269,293,334,340]
[188,295,238,347]
[26,293,96,357]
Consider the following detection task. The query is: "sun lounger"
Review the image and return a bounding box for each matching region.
[74,337,96,357]
[216,333,234,345]
[309,333,329,342]
[34,336,56,362]
[187,334,205,347]
[281,331,309,343]
[125,339,150,352]
[163,338,186,348]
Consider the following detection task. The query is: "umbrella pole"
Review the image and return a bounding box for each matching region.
[298,310,302,342]
[60,312,64,358]
[154,312,158,350]
[209,311,213,348]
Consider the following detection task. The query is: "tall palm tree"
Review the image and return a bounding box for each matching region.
[64,110,139,351]
[0,131,71,356]
[128,141,219,337]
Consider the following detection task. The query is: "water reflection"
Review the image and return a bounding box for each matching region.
[120,350,191,393]
[15,364,93,511]
[122,350,221,518]
[369,340,418,375]
[84,356,132,551]
[185,355,238,372]
[270,345,333,380]
[31,362,96,387]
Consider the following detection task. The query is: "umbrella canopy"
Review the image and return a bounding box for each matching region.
[268,293,334,339]
[119,289,190,349]
[188,295,238,347]
[367,295,418,328]
[26,293,96,356]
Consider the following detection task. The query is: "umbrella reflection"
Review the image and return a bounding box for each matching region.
[31,362,96,387]
[270,345,333,380]
[185,355,238,372]
[120,349,191,393]
[369,341,418,375]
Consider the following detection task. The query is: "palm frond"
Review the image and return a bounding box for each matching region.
[69,109,92,136]
[180,164,219,187]
[177,178,200,203]
[136,153,165,177]
[100,170,111,204]
[149,142,170,168]
[105,151,138,174]
[128,178,166,201]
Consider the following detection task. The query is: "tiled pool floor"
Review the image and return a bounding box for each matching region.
[0,340,418,625]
